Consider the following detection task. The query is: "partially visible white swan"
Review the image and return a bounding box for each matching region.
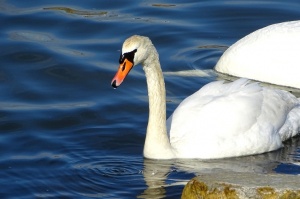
[215,20,300,89]
[111,35,300,159]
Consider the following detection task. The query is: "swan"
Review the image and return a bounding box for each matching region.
[215,20,300,89]
[111,35,300,159]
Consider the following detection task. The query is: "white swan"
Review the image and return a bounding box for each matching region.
[111,35,300,159]
[215,20,300,89]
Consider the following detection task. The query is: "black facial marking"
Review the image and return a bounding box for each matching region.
[119,49,137,64]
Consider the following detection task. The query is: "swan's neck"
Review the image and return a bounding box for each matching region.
[142,50,174,159]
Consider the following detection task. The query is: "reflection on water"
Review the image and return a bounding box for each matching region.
[139,135,300,198]
[1,0,300,198]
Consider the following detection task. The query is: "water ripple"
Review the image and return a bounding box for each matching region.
[0,101,95,111]
[9,31,54,42]
[73,156,142,178]
[44,7,108,17]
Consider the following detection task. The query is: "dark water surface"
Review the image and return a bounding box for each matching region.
[1,0,300,198]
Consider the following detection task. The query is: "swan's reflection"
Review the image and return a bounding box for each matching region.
[138,135,300,198]
[138,159,172,198]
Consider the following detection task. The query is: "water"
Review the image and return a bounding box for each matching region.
[1,0,300,198]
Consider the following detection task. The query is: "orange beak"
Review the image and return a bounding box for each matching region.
[111,59,134,88]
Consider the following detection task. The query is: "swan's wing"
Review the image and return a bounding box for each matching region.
[168,79,300,158]
[169,79,262,143]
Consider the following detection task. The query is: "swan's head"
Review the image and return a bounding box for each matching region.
[111,35,154,88]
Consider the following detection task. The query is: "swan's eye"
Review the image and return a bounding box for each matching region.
[122,62,126,71]
[119,54,125,64]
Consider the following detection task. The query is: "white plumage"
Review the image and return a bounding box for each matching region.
[215,20,300,89]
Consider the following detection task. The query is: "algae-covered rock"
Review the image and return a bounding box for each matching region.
[181,172,300,199]
[181,177,239,199]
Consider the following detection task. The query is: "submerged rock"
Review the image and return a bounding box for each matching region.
[181,172,300,199]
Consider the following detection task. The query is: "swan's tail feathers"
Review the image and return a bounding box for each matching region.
[221,78,262,95]
[279,105,300,141]
[227,78,250,88]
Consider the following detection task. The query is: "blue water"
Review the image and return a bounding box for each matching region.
[1,0,300,198]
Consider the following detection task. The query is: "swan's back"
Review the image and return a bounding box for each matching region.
[168,79,300,159]
[215,20,300,89]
